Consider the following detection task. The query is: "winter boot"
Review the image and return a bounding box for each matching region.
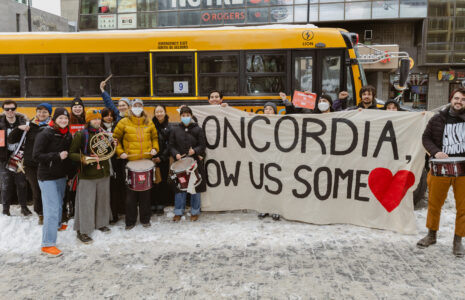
[173,215,181,222]
[271,214,280,221]
[142,222,151,228]
[125,224,135,230]
[77,231,93,244]
[21,206,32,216]
[453,235,464,258]
[190,215,199,222]
[41,246,63,257]
[38,215,44,225]
[416,230,437,248]
[98,226,111,233]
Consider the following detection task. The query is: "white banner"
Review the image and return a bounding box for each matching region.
[192,106,432,234]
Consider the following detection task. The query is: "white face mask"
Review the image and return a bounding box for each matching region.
[131,107,143,117]
[318,102,330,112]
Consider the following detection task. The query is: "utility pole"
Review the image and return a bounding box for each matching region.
[27,0,32,32]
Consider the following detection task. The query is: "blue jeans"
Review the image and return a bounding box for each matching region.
[174,192,200,216]
[39,178,67,247]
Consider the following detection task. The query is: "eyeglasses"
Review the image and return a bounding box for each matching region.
[4,107,16,112]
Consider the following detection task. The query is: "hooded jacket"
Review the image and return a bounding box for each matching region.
[0,112,28,162]
[113,114,159,161]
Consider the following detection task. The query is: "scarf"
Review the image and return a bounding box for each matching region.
[82,126,102,155]
[49,120,69,135]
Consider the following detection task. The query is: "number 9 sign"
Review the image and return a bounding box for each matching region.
[174,81,189,94]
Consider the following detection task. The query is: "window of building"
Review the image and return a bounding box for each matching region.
[246,52,286,94]
[25,55,62,97]
[199,52,239,95]
[0,56,20,97]
[153,54,194,96]
[372,0,399,19]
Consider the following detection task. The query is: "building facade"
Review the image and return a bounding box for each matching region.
[2,0,71,32]
[77,0,463,110]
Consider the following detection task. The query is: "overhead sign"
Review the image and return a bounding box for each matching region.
[438,70,465,81]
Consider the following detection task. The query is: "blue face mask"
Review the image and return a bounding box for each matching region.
[181,116,191,126]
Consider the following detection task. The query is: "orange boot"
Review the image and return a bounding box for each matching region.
[58,224,67,231]
[41,246,63,257]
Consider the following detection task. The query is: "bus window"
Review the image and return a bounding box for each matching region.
[154,54,194,96]
[246,52,286,94]
[346,66,355,107]
[199,53,239,96]
[109,53,150,96]
[67,54,106,96]
[321,55,341,101]
[0,55,20,97]
[25,55,62,97]
[293,54,313,92]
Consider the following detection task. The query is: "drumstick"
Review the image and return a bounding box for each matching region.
[126,152,152,158]
[103,74,113,83]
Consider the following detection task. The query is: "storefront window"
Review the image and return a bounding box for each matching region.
[99,0,117,13]
[137,0,156,11]
[428,0,454,17]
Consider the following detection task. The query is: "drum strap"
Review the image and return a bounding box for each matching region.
[186,162,198,194]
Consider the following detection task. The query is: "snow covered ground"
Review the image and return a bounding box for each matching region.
[1,190,464,299]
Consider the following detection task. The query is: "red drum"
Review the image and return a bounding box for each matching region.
[170,157,201,191]
[126,160,155,191]
[7,150,24,173]
[430,157,465,177]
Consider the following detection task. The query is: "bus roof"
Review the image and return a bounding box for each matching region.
[0,25,349,54]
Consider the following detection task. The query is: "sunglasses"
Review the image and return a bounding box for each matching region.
[92,109,101,113]
[4,107,16,112]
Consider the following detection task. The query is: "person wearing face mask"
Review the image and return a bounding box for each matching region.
[101,108,124,224]
[314,94,334,114]
[100,81,131,123]
[151,105,172,216]
[33,107,73,257]
[418,88,465,257]
[8,103,52,224]
[169,106,207,222]
[113,99,159,230]
[69,110,112,244]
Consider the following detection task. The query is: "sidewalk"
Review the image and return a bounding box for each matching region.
[0,197,464,299]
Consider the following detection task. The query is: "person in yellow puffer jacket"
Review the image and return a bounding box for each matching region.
[113,99,159,230]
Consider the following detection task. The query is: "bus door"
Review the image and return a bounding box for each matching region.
[292,51,315,96]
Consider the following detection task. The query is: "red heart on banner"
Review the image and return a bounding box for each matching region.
[368,168,415,213]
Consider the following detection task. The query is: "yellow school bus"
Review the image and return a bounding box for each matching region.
[0,25,366,119]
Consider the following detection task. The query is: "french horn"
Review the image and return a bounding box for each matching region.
[84,132,116,163]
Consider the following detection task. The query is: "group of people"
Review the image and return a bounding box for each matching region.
[1,82,464,258]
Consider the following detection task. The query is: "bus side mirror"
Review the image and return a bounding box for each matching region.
[398,58,410,90]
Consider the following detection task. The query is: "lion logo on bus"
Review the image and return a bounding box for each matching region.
[302,30,314,41]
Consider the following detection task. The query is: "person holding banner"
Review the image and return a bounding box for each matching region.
[333,91,350,111]
[70,110,112,244]
[418,88,465,257]
[350,86,378,110]
[169,106,206,222]
[313,94,335,114]
[100,80,131,123]
[33,107,73,257]
[8,103,52,224]
[383,100,401,111]
[0,100,30,217]
[208,90,228,107]
[113,99,159,230]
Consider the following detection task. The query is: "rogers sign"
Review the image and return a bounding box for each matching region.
[171,0,270,8]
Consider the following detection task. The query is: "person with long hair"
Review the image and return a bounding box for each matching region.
[33,108,73,257]
[100,81,130,123]
[113,99,159,230]
[69,110,112,244]
[151,105,172,215]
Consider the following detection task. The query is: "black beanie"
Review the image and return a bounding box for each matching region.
[70,97,84,108]
[52,107,69,121]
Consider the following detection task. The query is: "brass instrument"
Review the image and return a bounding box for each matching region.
[84,132,116,164]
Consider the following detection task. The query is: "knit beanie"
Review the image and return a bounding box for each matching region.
[37,102,52,114]
[131,98,143,107]
[52,107,69,121]
[86,109,101,122]
[120,97,131,107]
[264,102,277,114]
[70,97,84,108]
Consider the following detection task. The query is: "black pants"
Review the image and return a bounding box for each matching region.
[111,159,127,217]
[152,161,173,207]
[126,188,151,226]
[25,166,42,216]
[0,163,27,212]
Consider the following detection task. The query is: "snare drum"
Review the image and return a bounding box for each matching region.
[430,157,465,177]
[170,157,202,191]
[126,159,155,191]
